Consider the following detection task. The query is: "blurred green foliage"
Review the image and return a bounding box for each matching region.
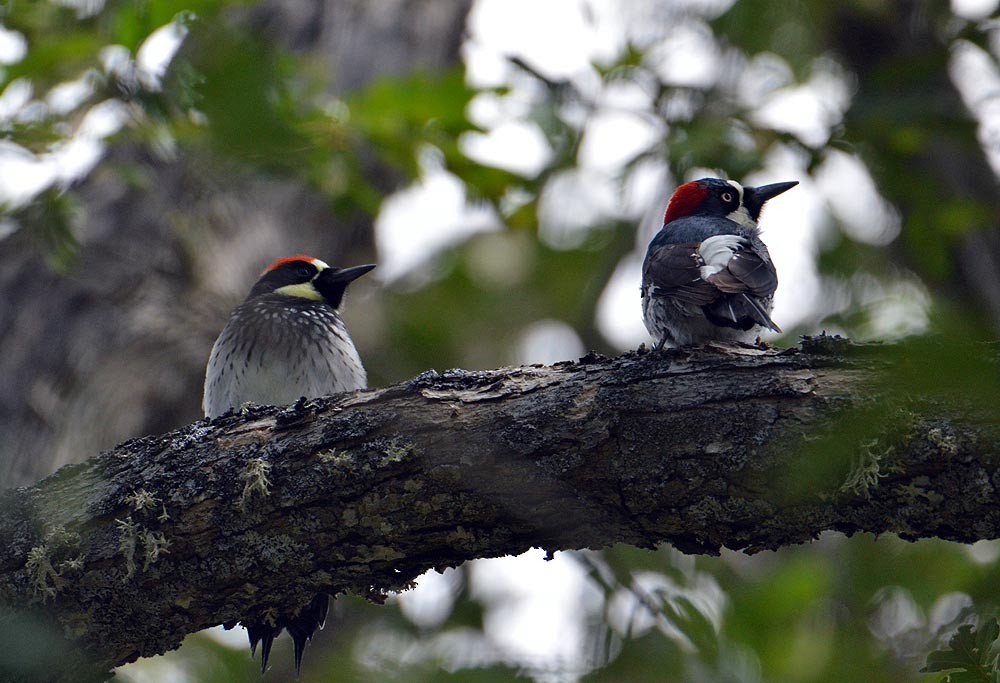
[4,0,1000,682]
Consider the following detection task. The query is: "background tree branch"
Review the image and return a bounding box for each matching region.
[1,338,998,680]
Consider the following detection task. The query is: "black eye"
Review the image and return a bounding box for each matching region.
[295,264,314,279]
[721,192,733,203]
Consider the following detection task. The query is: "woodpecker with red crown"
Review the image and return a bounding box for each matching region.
[641,177,797,349]
[203,254,375,674]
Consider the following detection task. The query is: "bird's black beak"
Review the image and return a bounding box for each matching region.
[314,264,376,308]
[325,264,376,283]
[743,181,798,221]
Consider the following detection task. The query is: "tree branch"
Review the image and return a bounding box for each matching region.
[1,338,997,679]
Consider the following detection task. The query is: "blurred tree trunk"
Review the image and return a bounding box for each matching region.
[833,0,1000,332]
[0,0,472,488]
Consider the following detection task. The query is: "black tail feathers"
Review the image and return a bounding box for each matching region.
[241,593,330,675]
[703,293,781,333]
[289,594,329,674]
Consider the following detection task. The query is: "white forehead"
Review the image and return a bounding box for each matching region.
[311,258,330,270]
[726,180,744,203]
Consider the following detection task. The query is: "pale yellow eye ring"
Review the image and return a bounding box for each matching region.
[721,192,733,203]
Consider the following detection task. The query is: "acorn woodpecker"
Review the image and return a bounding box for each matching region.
[641,178,797,348]
[203,254,375,673]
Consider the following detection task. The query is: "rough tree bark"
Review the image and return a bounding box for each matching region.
[1,339,998,681]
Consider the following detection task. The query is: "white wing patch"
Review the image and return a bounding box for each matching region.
[698,234,744,278]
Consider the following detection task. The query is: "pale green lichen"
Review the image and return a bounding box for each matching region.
[927,427,959,456]
[58,557,85,573]
[318,448,350,464]
[25,545,63,602]
[117,517,139,580]
[141,529,171,570]
[23,526,82,600]
[240,457,272,509]
[118,515,171,578]
[125,488,170,525]
[841,439,896,498]
[124,488,158,513]
[382,441,416,465]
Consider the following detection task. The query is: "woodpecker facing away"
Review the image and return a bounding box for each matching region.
[641,178,797,348]
[203,254,375,673]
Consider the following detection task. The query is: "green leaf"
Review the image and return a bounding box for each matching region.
[979,620,1000,653]
[921,619,1000,682]
[346,68,479,178]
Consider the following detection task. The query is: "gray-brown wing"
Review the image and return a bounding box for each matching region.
[642,241,717,305]
[725,248,777,298]
[702,246,780,332]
